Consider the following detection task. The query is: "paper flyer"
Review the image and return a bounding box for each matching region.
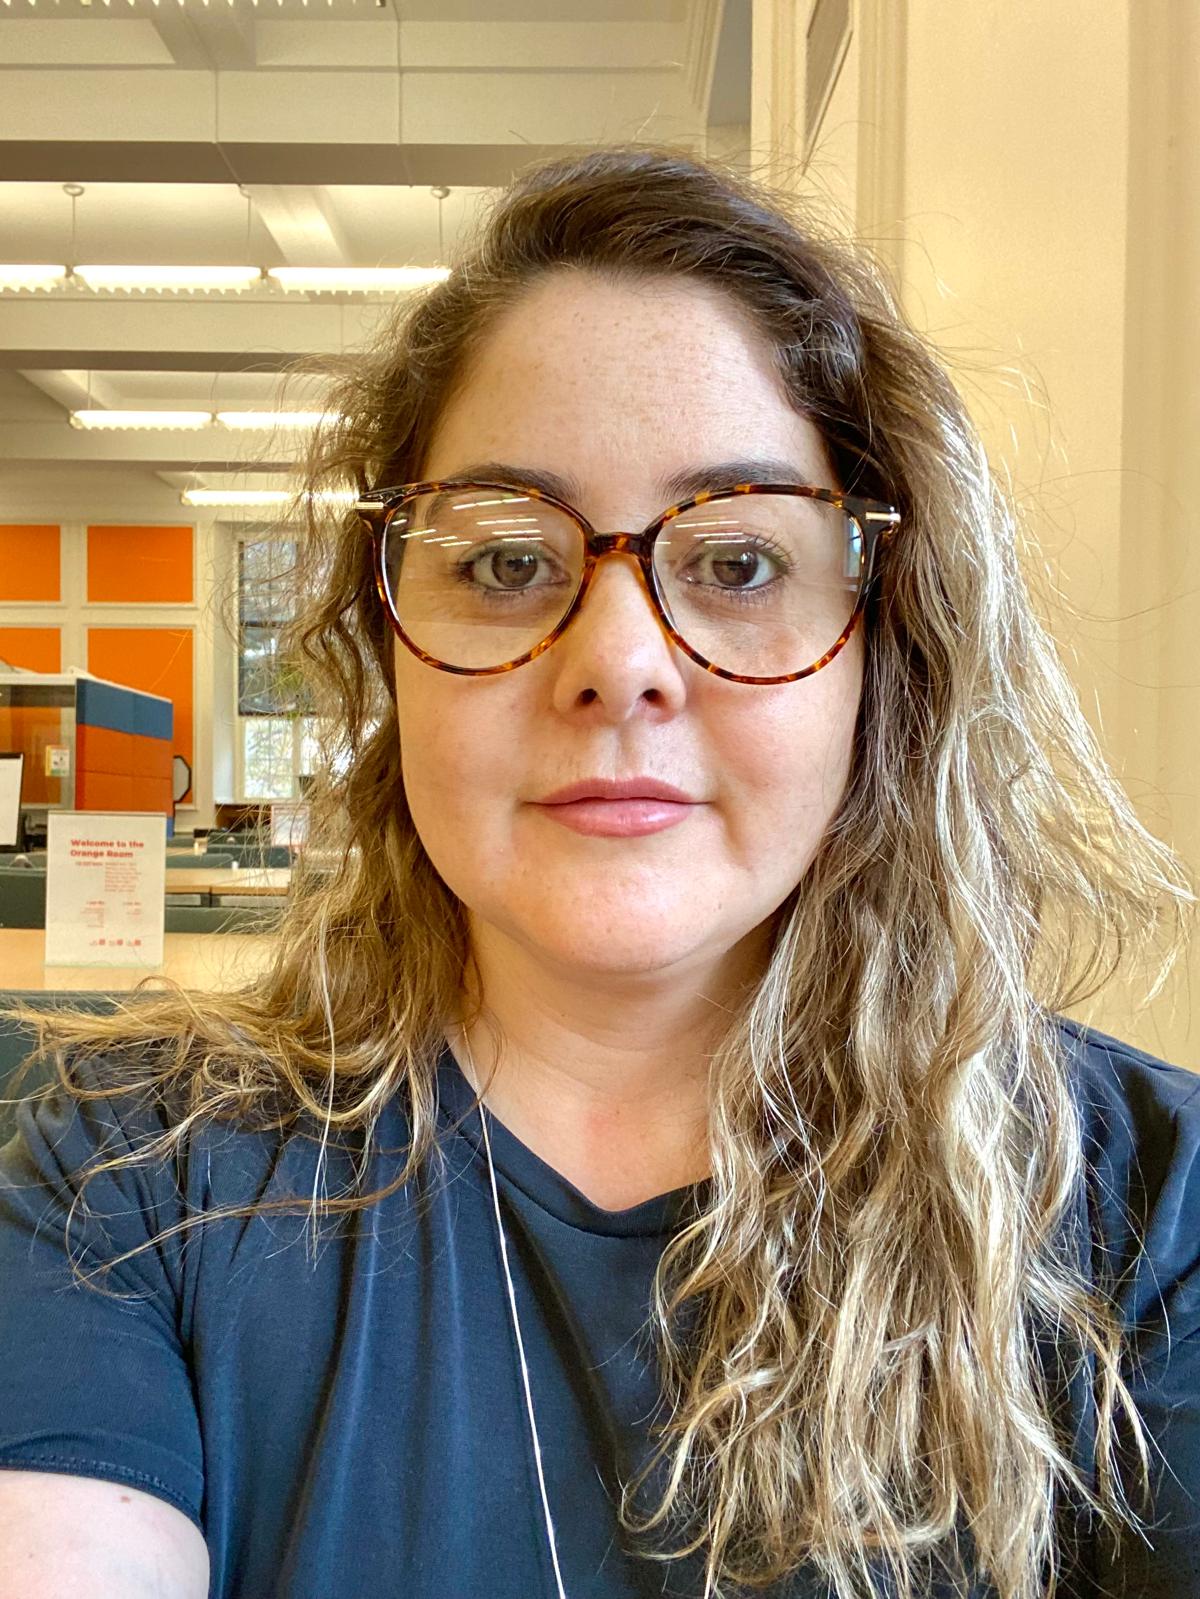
[45,811,167,966]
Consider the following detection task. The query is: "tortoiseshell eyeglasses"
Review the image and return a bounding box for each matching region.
[356,479,901,685]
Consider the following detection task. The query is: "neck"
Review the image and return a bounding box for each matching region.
[448,917,770,1210]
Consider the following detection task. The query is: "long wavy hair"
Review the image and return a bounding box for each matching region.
[5,146,1194,1599]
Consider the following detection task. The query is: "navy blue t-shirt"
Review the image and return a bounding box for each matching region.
[0,1015,1197,1598]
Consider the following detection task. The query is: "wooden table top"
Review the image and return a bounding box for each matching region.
[0,927,276,993]
[163,866,291,897]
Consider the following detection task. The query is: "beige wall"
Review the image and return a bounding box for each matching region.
[753,0,1198,1066]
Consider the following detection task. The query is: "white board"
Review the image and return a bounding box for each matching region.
[45,810,167,966]
[0,754,23,847]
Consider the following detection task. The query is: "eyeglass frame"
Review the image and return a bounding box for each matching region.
[355,478,902,685]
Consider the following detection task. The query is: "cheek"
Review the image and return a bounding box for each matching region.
[394,656,456,818]
[721,646,863,815]
[393,649,518,839]
[397,698,468,820]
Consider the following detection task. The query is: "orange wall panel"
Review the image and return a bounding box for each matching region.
[86,627,193,802]
[0,626,60,674]
[87,525,194,604]
[0,706,67,806]
[0,526,60,602]
[0,625,67,804]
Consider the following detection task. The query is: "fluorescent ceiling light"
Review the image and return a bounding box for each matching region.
[71,410,213,430]
[0,265,444,295]
[267,267,449,293]
[182,490,292,507]
[70,409,340,431]
[215,411,341,430]
[181,489,359,507]
[72,265,264,294]
[0,265,68,291]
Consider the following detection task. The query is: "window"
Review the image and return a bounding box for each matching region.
[235,535,313,801]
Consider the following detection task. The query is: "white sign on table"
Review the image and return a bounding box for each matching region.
[270,801,309,851]
[45,811,167,966]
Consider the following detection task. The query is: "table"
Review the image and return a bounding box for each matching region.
[163,866,291,901]
[0,927,276,993]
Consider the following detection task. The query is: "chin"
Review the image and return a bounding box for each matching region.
[509,907,729,978]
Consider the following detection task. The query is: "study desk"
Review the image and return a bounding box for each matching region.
[0,927,275,993]
[163,866,291,901]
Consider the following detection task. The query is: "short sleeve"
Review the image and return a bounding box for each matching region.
[1070,1023,1200,1596]
[0,1053,205,1531]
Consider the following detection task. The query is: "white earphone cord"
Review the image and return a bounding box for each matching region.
[459,1035,571,1599]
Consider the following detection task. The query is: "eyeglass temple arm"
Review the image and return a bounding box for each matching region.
[861,507,901,546]
[355,486,392,531]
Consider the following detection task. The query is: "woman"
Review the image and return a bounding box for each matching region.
[0,147,1196,1599]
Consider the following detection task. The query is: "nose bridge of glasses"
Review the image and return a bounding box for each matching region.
[573,532,670,638]
[587,530,649,559]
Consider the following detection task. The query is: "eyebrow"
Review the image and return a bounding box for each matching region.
[442,458,822,506]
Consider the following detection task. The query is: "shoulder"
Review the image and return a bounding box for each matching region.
[1056,1012,1200,1151]
[1056,1012,1200,1216]
[1054,1013,1200,1356]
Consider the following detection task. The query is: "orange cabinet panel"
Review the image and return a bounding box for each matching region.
[75,723,132,777]
[76,771,135,812]
[86,627,193,802]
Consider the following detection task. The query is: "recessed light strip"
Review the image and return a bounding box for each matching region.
[69,411,343,430]
[0,265,68,291]
[267,266,450,292]
[0,264,449,295]
[214,411,341,429]
[73,265,265,293]
[180,490,360,507]
[181,491,292,507]
[71,410,213,430]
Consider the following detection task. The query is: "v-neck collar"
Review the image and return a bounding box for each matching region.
[434,1043,710,1239]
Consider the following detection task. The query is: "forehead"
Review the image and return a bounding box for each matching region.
[423,270,835,488]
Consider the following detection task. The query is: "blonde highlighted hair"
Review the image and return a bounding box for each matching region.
[5,146,1194,1599]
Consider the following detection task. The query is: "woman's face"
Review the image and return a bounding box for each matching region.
[393,270,865,987]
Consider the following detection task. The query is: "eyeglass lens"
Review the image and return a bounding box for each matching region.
[380,486,866,677]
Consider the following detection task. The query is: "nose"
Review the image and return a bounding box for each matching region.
[547,549,688,719]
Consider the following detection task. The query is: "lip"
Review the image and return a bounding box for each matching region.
[534,798,693,838]
[536,777,696,805]
[530,778,699,839]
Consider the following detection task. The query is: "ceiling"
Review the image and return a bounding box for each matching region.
[0,0,752,502]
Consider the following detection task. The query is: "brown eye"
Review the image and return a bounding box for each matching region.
[483,550,541,589]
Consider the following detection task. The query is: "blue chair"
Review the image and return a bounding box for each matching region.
[206,830,248,850]
[231,844,293,869]
[168,853,237,871]
[164,903,279,933]
[203,836,291,869]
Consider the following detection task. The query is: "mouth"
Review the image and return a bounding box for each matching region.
[528,793,694,844]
